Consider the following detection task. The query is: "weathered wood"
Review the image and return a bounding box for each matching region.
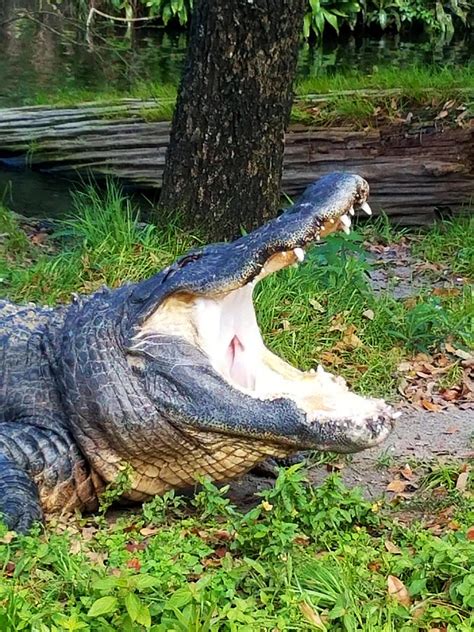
[0,100,472,225]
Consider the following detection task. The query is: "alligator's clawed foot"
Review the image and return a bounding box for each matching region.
[0,502,43,534]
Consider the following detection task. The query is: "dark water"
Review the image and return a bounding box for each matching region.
[1,0,472,108]
[0,0,472,217]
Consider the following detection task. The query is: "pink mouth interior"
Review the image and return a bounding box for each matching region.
[225,335,255,390]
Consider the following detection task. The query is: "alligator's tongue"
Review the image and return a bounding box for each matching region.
[226,335,255,390]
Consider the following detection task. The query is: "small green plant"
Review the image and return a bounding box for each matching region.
[142,490,186,524]
[97,463,133,521]
[375,449,395,469]
[421,461,472,492]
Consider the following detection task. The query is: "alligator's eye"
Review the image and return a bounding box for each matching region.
[177,252,203,268]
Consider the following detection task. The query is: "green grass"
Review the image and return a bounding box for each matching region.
[1,182,200,304]
[296,64,474,100]
[26,65,473,128]
[0,467,472,630]
[292,64,474,126]
[411,214,474,278]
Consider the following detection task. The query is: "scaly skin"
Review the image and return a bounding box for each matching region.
[0,173,396,531]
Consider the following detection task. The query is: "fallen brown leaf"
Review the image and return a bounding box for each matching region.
[454,349,473,361]
[466,526,474,541]
[421,399,443,412]
[126,541,147,552]
[0,531,16,544]
[294,534,311,546]
[440,388,460,402]
[455,468,470,492]
[309,298,325,313]
[140,526,160,537]
[384,540,402,555]
[432,287,460,298]
[399,464,414,480]
[84,550,108,565]
[127,558,141,571]
[387,575,411,607]
[320,351,343,366]
[81,526,97,541]
[386,479,408,494]
[412,603,427,620]
[299,602,326,629]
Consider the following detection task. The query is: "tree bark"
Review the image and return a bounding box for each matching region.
[159,0,306,240]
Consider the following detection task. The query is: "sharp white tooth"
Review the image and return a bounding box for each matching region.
[342,225,351,235]
[294,247,305,262]
[316,235,320,241]
[348,207,355,216]
[361,201,372,215]
[329,218,335,224]
[340,214,351,227]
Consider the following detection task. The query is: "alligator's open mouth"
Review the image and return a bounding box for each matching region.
[135,190,398,430]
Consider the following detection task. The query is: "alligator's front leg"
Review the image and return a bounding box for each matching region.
[0,422,100,532]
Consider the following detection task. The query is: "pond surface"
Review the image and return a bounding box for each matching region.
[0,0,472,217]
[1,0,473,109]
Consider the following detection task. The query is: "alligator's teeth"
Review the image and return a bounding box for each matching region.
[316,235,320,241]
[340,214,351,227]
[348,207,355,216]
[342,225,351,235]
[329,218,335,224]
[294,247,305,262]
[361,201,372,215]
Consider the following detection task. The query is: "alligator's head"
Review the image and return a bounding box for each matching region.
[61,172,399,497]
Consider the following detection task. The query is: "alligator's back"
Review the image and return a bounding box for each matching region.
[0,300,65,426]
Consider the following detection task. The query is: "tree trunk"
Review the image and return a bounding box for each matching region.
[159,0,306,240]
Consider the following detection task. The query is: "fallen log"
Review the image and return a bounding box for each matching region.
[0,99,472,225]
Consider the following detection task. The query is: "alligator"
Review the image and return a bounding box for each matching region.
[0,172,399,531]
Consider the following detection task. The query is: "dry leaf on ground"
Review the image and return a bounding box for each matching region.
[384,540,402,554]
[299,602,327,629]
[387,575,411,606]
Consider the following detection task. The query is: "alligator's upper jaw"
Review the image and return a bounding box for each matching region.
[132,173,373,323]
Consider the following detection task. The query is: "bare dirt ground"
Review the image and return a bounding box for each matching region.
[228,407,473,507]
